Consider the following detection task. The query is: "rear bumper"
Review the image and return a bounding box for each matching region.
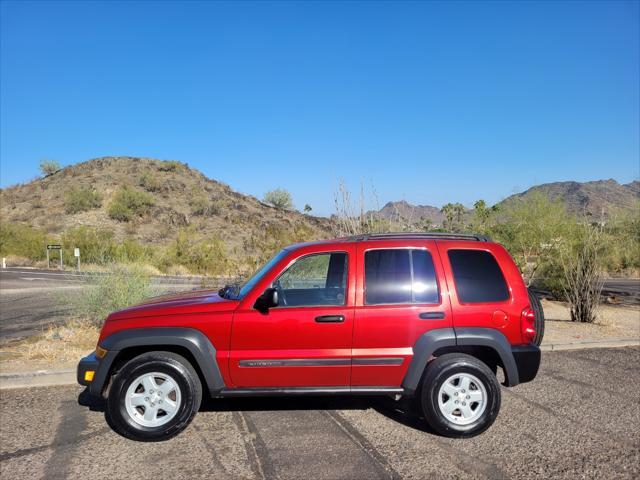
[511,344,541,384]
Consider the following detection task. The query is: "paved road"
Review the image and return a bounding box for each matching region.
[0,268,209,344]
[1,347,638,479]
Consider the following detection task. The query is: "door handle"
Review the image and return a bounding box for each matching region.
[315,315,345,323]
[419,311,446,320]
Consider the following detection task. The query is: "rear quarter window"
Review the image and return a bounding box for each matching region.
[448,249,509,303]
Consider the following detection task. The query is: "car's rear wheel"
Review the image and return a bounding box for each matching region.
[420,353,501,438]
[528,288,545,346]
[106,351,202,441]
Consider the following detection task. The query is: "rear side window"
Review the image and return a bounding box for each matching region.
[365,249,439,304]
[448,249,509,303]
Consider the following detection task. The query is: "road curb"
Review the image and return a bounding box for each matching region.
[0,369,76,390]
[540,338,640,351]
[1,339,639,390]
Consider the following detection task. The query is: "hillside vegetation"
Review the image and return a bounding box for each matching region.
[0,157,331,275]
[1,157,638,286]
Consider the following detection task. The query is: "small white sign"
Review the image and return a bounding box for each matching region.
[74,248,80,257]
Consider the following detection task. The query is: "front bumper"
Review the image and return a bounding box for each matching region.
[511,344,541,384]
[77,352,100,386]
[77,350,117,396]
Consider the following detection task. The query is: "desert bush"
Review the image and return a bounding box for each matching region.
[161,228,230,275]
[71,264,157,326]
[190,192,220,216]
[489,192,574,286]
[64,186,102,213]
[39,159,61,176]
[264,188,293,210]
[158,160,182,172]
[62,226,116,265]
[108,186,155,222]
[0,223,49,260]
[561,224,604,323]
[600,206,640,273]
[138,172,161,192]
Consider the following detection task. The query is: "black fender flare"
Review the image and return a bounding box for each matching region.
[401,327,519,393]
[402,328,456,393]
[455,327,519,387]
[93,327,225,396]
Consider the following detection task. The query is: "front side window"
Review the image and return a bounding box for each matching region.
[365,249,439,305]
[274,252,347,307]
[448,249,509,303]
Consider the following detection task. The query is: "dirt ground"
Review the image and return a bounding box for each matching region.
[541,300,640,344]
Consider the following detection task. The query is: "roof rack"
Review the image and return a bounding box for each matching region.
[345,232,492,242]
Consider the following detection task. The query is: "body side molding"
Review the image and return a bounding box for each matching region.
[97,327,225,396]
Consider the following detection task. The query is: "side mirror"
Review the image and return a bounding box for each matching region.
[254,287,278,313]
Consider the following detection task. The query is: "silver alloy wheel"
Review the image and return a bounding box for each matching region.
[437,372,487,427]
[124,372,182,428]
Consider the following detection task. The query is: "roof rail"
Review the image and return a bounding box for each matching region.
[345,232,492,242]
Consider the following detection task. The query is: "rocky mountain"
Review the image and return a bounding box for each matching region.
[376,200,444,224]
[0,157,332,250]
[498,179,639,217]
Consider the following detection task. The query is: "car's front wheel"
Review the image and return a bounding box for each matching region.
[420,353,501,438]
[106,351,202,441]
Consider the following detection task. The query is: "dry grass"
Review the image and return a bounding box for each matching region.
[0,320,99,372]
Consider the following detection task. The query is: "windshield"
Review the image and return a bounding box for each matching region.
[235,250,289,299]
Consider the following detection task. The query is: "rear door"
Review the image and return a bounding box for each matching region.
[351,241,452,387]
[436,241,524,343]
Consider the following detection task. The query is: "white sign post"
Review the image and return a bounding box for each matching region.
[74,248,80,271]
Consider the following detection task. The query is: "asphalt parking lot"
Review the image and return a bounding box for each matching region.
[1,347,638,479]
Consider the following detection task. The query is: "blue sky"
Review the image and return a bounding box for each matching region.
[1,0,638,216]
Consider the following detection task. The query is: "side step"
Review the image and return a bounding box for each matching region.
[216,386,405,397]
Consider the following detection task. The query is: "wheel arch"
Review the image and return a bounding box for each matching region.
[401,327,520,393]
[94,327,225,397]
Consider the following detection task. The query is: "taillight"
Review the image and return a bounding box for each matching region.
[521,307,536,343]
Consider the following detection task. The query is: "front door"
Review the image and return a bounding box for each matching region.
[229,248,355,388]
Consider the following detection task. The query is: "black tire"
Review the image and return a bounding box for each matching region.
[106,351,202,441]
[527,288,545,346]
[420,353,501,438]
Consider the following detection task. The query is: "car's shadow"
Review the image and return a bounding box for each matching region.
[78,388,435,434]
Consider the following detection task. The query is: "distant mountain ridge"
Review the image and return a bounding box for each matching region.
[374,179,638,223]
[498,179,639,217]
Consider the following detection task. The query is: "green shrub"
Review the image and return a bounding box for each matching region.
[138,172,161,192]
[64,186,102,213]
[71,264,157,326]
[190,193,220,216]
[62,226,116,265]
[108,186,155,222]
[160,228,230,275]
[39,159,61,176]
[264,188,293,210]
[0,223,50,260]
[158,160,182,172]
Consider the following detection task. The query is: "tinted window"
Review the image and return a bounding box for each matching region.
[448,250,509,303]
[275,252,347,306]
[365,249,439,304]
[412,250,440,303]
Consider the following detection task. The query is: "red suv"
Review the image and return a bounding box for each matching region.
[78,233,541,441]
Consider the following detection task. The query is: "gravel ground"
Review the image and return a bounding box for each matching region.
[1,347,638,480]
